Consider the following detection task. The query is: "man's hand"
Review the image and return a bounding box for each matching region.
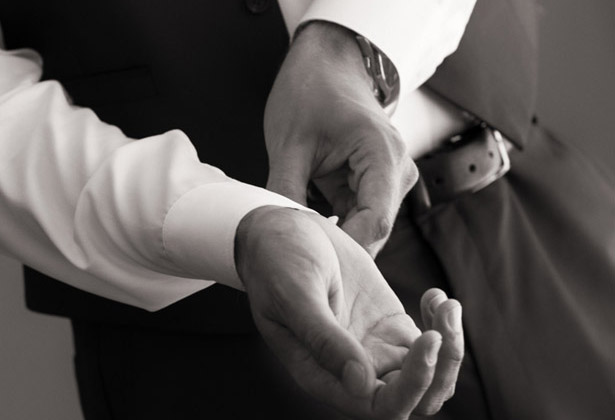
[236,206,463,418]
[264,22,417,256]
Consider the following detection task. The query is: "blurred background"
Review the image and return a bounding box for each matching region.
[1,0,613,418]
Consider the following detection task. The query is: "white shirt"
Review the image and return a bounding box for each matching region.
[0,0,475,311]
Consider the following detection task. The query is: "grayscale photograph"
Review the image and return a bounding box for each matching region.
[0,0,613,419]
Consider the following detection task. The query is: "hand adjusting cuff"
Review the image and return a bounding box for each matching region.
[356,35,400,115]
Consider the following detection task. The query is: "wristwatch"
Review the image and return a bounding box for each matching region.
[356,35,400,114]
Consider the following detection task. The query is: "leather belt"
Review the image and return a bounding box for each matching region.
[407,124,512,214]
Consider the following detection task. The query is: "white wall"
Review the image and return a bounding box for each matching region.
[0,1,613,419]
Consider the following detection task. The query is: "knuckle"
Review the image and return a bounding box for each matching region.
[404,160,419,190]
[368,122,407,159]
[268,175,304,198]
[381,130,417,197]
[373,214,394,241]
[389,129,410,156]
[386,131,411,170]
[446,347,465,364]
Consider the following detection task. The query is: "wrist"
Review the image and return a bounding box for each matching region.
[235,205,308,288]
[293,21,399,113]
[292,21,373,89]
[295,21,355,53]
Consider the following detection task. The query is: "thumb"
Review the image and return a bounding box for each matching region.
[342,208,394,258]
[342,152,417,256]
[259,301,376,399]
[340,160,397,256]
[266,151,312,206]
[301,314,375,398]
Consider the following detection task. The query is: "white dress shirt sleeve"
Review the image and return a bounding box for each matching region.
[280,0,476,96]
[0,46,306,311]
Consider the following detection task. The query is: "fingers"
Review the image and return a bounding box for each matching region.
[342,208,393,258]
[421,288,448,330]
[342,151,396,252]
[266,145,312,206]
[341,137,418,257]
[361,313,421,377]
[417,291,465,415]
[375,330,442,418]
[314,169,356,217]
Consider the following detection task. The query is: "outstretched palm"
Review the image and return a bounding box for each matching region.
[236,207,463,419]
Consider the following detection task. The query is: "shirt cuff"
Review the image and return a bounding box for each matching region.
[297,0,476,94]
[162,181,310,291]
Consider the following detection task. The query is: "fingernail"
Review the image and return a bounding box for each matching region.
[342,360,367,397]
[446,305,462,331]
[426,338,442,366]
